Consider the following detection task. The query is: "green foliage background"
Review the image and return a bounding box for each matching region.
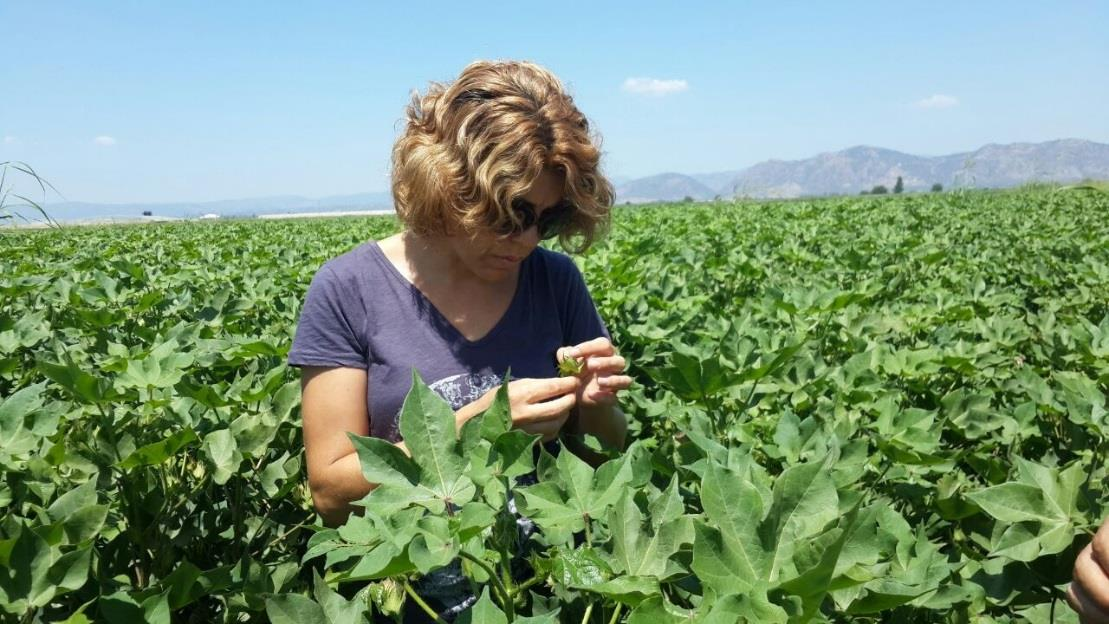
[1,187,1107,622]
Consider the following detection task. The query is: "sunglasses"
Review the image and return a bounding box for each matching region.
[494,198,575,240]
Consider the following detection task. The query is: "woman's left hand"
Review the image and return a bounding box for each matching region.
[556,337,633,407]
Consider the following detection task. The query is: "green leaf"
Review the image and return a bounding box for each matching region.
[458,587,508,624]
[266,594,327,624]
[116,343,194,389]
[118,428,198,469]
[967,483,1061,524]
[456,502,496,542]
[627,595,693,624]
[647,475,686,529]
[409,516,458,574]
[694,457,840,601]
[548,546,612,587]
[47,546,92,593]
[693,462,766,593]
[143,589,170,624]
[201,429,240,485]
[518,444,641,537]
[587,575,660,606]
[397,371,473,510]
[0,525,55,609]
[47,477,98,519]
[761,459,839,580]
[312,570,368,624]
[37,360,116,404]
[56,504,109,545]
[161,560,204,610]
[608,490,684,578]
[99,591,144,623]
[699,592,789,624]
[491,429,540,479]
[348,433,419,487]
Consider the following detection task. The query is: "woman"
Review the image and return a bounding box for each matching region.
[287,60,632,615]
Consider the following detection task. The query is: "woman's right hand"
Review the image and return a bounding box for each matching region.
[1070,516,1109,622]
[473,377,581,441]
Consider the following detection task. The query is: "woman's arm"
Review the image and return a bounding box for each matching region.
[300,366,374,527]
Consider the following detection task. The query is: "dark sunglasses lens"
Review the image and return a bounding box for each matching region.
[503,199,536,235]
[538,205,573,239]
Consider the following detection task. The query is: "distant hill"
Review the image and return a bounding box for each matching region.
[613,173,717,203]
[616,139,1109,201]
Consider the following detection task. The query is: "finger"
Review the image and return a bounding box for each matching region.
[522,417,570,442]
[515,419,563,442]
[584,390,618,406]
[526,393,577,420]
[596,375,633,391]
[1069,576,1109,623]
[522,376,581,402]
[572,337,615,358]
[1092,517,1109,572]
[585,355,626,374]
[1074,545,1109,615]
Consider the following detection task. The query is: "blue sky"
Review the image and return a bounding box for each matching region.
[2,1,1107,204]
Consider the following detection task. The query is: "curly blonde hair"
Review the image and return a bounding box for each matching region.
[391,60,613,253]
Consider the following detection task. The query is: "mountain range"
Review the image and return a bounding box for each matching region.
[615,138,1109,202]
[20,139,1109,222]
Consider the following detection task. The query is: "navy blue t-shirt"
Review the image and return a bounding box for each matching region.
[288,240,610,438]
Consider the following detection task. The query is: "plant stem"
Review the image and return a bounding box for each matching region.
[607,603,624,624]
[458,550,512,612]
[403,580,448,624]
[581,601,594,624]
[511,575,543,598]
[251,515,309,558]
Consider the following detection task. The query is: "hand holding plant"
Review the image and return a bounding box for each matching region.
[477,376,581,441]
[557,337,633,407]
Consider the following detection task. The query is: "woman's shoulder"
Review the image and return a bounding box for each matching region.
[312,240,385,286]
[529,246,581,279]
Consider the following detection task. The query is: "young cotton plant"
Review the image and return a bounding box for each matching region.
[295,372,564,621]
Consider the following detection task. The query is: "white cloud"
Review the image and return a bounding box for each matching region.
[915,94,959,109]
[93,135,117,146]
[621,77,689,96]
[3,136,16,144]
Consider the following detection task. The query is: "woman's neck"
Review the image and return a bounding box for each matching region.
[395,231,512,290]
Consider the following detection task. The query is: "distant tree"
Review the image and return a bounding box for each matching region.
[682,195,695,203]
[142,210,152,216]
[860,190,870,195]
[893,176,904,194]
[871,185,888,195]
[624,201,632,205]
[931,183,943,192]
[713,194,722,202]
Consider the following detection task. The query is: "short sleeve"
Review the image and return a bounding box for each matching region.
[288,264,369,369]
[559,257,611,347]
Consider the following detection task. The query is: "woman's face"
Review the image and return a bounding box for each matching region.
[447,169,565,283]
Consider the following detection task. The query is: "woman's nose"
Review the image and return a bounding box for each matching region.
[513,223,541,246]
